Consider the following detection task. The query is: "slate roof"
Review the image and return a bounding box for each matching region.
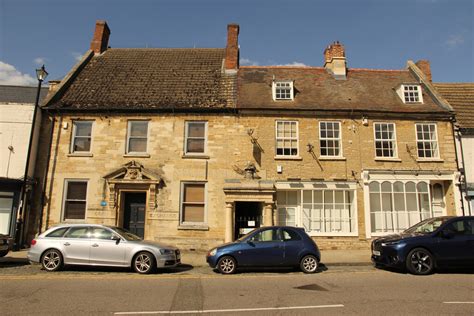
[434,83,474,129]
[238,66,449,115]
[47,48,236,111]
[0,85,49,104]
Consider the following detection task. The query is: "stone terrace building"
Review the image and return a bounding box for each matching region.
[434,83,474,215]
[33,21,461,250]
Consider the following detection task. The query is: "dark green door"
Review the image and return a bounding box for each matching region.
[123,193,146,238]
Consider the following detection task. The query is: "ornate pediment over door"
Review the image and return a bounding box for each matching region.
[103,160,163,212]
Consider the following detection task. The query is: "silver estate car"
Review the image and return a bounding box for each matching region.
[28,224,180,274]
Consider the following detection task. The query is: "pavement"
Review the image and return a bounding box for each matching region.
[2,248,372,267]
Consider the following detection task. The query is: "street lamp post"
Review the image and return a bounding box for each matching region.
[15,65,48,250]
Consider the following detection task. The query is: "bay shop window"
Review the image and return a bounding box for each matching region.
[276,182,357,236]
[368,180,444,234]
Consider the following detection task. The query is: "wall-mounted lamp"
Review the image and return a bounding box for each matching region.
[362,117,369,126]
[306,143,314,152]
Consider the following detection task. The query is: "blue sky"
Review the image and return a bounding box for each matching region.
[0,0,472,85]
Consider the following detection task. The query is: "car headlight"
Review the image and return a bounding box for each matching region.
[208,248,217,256]
[381,241,401,247]
[159,249,173,255]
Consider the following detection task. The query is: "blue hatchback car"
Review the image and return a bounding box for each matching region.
[206,226,321,274]
[371,216,474,275]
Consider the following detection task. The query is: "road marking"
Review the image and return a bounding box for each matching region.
[443,302,474,304]
[114,304,344,315]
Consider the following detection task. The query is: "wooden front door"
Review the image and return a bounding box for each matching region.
[123,193,146,238]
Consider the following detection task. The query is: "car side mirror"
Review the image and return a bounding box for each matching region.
[246,240,255,247]
[112,235,121,244]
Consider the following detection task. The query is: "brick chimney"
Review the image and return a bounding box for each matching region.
[415,60,432,82]
[225,24,240,72]
[90,20,110,54]
[324,41,347,80]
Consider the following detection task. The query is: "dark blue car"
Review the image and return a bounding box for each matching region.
[371,216,474,275]
[206,226,321,274]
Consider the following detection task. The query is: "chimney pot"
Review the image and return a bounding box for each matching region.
[225,23,240,71]
[90,20,111,54]
[415,60,432,82]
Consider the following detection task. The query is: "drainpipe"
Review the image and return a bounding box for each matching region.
[38,114,56,234]
[451,117,467,216]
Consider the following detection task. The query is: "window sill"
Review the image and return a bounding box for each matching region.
[67,153,93,157]
[178,225,209,231]
[307,232,359,237]
[318,156,346,161]
[123,153,150,158]
[274,156,303,161]
[62,219,86,223]
[182,154,210,159]
[417,158,444,163]
[374,158,402,162]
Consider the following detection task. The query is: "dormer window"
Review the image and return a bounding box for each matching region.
[272,81,294,101]
[397,84,423,104]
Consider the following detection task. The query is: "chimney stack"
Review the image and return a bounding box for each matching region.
[324,41,347,80]
[415,60,432,82]
[225,24,240,72]
[90,20,110,54]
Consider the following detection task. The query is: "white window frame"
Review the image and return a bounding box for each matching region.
[367,180,435,236]
[272,81,294,101]
[70,120,93,153]
[276,182,358,237]
[398,84,423,104]
[415,123,440,159]
[0,191,15,235]
[319,121,342,157]
[179,182,207,225]
[126,120,149,154]
[184,121,208,155]
[62,179,88,222]
[374,122,398,158]
[275,120,299,157]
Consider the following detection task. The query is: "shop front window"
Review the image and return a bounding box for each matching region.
[277,187,356,235]
[369,180,434,234]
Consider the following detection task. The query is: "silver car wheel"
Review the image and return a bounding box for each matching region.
[133,252,155,274]
[217,256,236,274]
[300,255,318,273]
[42,249,62,272]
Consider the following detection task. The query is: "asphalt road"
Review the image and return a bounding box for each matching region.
[1,263,473,315]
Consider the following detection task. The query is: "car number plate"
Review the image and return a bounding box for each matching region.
[372,250,381,256]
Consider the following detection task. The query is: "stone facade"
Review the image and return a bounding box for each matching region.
[36,112,459,250]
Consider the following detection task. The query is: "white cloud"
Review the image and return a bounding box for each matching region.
[445,34,465,49]
[34,57,47,66]
[241,58,259,66]
[0,61,36,86]
[72,52,83,62]
[276,61,308,67]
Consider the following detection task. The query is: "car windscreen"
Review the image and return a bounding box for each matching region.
[110,227,142,241]
[236,228,259,241]
[403,217,451,234]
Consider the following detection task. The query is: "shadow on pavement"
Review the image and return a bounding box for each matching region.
[40,263,195,275]
[374,265,474,275]
[0,257,30,268]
